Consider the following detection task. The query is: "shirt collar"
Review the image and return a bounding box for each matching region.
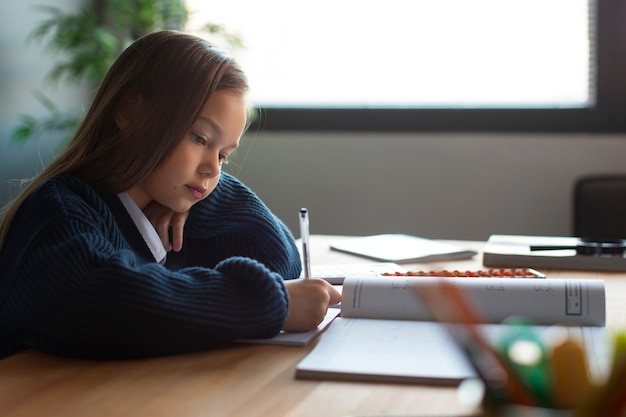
[117,193,167,264]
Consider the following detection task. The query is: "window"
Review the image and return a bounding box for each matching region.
[186,0,626,132]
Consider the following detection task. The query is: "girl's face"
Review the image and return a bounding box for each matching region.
[127,90,247,211]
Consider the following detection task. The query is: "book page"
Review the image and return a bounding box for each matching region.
[295,317,475,384]
[295,317,610,385]
[341,276,605,326]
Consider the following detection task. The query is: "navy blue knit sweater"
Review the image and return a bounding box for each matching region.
[0,173,301,359]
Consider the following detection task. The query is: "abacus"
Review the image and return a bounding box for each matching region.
[382,268,545,278]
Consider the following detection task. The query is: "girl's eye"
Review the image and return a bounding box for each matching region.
[191,132,207,146]
[190,131,230,165]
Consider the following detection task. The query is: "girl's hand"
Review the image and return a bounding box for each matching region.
[283,278,342,332]
[143,202,189,252]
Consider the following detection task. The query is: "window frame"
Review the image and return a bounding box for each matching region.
[250,0,626,133]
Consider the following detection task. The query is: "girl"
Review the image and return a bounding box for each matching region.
[0,31,341,359]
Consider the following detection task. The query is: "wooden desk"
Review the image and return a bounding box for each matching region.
[2,236,626,417]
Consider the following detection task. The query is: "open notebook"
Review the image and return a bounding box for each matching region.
[296,275,609,385]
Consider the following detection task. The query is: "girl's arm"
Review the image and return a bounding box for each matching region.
[6,229,290,359]
[0,177,290,359]
[173,173,302,279]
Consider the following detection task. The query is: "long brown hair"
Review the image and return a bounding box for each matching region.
[0,30,248,249]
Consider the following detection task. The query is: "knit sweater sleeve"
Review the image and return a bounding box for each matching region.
[172,173,302,279]
[0,176,290,359]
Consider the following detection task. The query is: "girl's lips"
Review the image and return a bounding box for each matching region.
[186,185,207,199]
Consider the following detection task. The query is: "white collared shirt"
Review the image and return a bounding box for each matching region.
[117,193,167,264]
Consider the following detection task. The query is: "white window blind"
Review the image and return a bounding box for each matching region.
[185,0,594,109]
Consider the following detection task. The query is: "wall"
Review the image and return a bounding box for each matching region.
[0,0,83,205]
[233,131,626,241]
[2,0,626,242]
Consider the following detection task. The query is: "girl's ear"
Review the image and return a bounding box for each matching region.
[114,93,141,129]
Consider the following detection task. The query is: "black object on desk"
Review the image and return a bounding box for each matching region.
[484,234,626,271]
[529,237,626,256]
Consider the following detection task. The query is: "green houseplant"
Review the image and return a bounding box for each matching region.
[11,0,242,146]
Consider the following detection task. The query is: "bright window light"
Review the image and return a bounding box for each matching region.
[185,0,593,109]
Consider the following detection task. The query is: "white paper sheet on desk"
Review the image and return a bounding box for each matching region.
[330,234,477,263]
[239,308,340,346]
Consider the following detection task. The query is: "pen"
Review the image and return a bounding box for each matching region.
[299,208,311,278]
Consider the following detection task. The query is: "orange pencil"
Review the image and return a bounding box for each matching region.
[415,280,540,408]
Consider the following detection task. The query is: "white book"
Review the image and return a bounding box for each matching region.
[295,275,608,384]
[340,275,605,326]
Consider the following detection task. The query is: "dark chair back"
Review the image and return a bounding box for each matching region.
[574,175,626,239]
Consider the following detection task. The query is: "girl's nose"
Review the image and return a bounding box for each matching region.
[199,150,221,178]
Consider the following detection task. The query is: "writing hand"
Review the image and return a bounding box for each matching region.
[283,278,342,332]
[143,201,189,252]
